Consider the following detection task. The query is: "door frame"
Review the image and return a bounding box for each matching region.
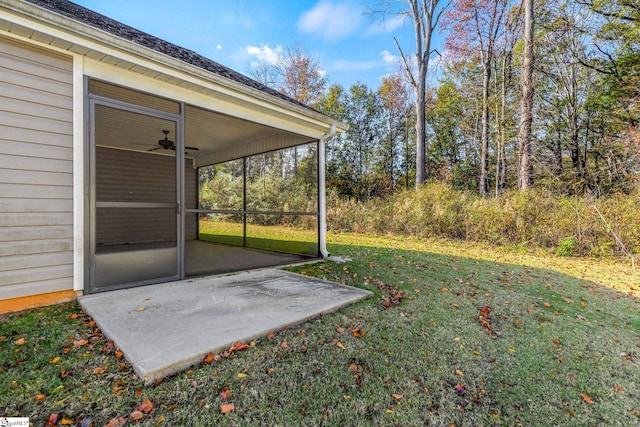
[87,94,185,293]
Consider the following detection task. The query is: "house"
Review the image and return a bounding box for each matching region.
[0,0,345,313]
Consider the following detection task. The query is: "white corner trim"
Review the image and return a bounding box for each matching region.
[72,54,84,291]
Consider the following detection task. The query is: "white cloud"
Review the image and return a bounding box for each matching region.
[365,14,406,36]
[297,0,363,42]
[380,50,398,64]
[244,44,283,65]
[216,44,222,50]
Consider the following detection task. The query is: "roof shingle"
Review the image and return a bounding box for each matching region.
[25,0,312,110]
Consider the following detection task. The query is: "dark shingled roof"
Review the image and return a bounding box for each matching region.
[24,0,312,110]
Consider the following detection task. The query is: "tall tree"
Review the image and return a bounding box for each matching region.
[426,80,465,182]
[248,45,327,108]
[379,72,411,187]
[443,0,511,196]
[517,0,534,190]
[372,0,451,186]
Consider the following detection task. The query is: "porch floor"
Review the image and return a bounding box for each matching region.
[186,240,310,276]
[78,269,372,384]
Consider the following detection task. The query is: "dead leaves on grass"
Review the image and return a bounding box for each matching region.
[203,341,253,365]
[372,279,404,309]
[478,305,495,334]
[219,386,235,414]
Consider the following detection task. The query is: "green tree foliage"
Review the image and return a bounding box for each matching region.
[199,144,318,228]
[321,83,389,200]
[243,0,637,201]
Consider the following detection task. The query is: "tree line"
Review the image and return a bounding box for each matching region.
[248,0,638,201]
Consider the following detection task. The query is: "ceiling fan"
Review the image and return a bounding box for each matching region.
[149,130,199,153]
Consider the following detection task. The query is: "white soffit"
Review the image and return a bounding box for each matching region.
[0,0,346,138]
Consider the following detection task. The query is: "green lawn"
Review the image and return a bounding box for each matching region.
[1,232,638,426]
[198,219,318,256]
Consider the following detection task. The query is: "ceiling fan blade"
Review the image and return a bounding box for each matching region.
[148,146,162,151]
[185,146,200,151]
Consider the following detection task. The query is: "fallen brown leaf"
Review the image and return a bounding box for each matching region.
[73,339,88,348]
[581,392,594,404]
[221,389,231,401]
[14,338,26,346]
[203,353,214,364]
[105,417,126,427]
[45,413,58,426]
[35,393,46,402]
[352,328,366,338]
[93,366,107,375]
[129,410,144,421]
[137,399,154,413]
[391,393,404,400]
[229,342,249,352]
[220,403,235,414]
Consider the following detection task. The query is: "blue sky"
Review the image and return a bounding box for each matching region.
[73,0,444,90]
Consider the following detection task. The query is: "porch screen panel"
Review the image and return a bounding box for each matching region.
[197,159,244,246]
[0,36,73,300]
[95,147,176,247]
[92,105,179,291]
[244,143,319,257]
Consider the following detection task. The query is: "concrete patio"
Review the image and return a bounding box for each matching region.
[79,269,372,384]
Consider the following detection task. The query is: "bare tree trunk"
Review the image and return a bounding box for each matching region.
[393,0,450,187]
[554,127,563,175]
[415,68,427,184]
[405,109,410,188]
[494,54,508,197]
[517,0,534,190]
[498,52,508,192]
[480,61,491,196]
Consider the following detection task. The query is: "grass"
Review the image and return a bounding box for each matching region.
[198,219,318,255]
[1,232,639,426]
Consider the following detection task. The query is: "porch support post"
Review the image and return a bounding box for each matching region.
[318,125,336,258]
[178,102,186,279]
[243,156,247,247]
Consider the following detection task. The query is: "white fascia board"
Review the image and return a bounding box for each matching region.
[0,1,347,137]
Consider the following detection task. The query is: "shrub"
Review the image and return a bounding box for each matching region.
[326,183,639,259]
[556,236,578,256]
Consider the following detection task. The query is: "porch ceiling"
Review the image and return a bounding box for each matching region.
[96,103,314,167]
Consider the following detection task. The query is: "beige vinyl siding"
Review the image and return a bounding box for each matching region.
[0,36,74,300]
